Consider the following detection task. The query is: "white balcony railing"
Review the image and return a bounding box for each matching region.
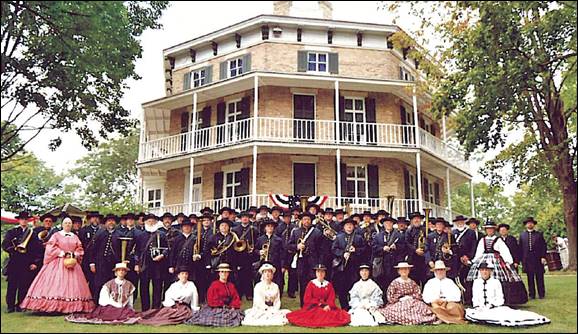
[419,129,468,170]
[148,194,270,216]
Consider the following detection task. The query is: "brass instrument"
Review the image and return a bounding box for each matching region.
[418,208,432,251]
[211,232,239,256]
[15,227,33,254]
[261,240,270,262]
[345,202,352,217]
[300,196,309,212]
[317,213,337,241]
[119,237,133,263]
[38,229,50,244]
[343,233,355,268]
[151,232,168,258]
[233,227,253,252]
[193,221,202,260]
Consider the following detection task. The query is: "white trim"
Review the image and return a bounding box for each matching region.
[290,155,319,163]
[223,169,242,199]
[344,163,369,200]
[228,57,244,78]
[305,51,329,74]
[221,162,243,173]
[144,187,164,209]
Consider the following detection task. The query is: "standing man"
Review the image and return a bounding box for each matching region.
[406,211,428,287]
[396,216,410,262]
[171,218,195,278]
[467,218,484,243]
[79,211,102,299]
[232,211,260,301]
[1,211,43,313]
[276,210,297,298]
[288,212,322,307]
[425,217,456,280]
[372,216,404,300]
[89,213,122,298]
[255,218,284,288]
[519,217,547,299]
[159,212,181,293]
[34,213,56,247]
[452,215,476,304]
[120,213,143,302]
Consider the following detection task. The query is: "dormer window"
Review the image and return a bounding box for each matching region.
[307,52,328,73]
[229,57,243,78]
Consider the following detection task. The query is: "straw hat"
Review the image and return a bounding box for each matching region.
[393,262,414,269]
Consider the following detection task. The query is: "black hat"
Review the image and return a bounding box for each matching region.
[351,213,361,220]
[479,262,494,270]
[39,213,57,222]
[260,218,278,228]
[103,214,119,223]
[71,216,83,224]
[483,220,497,229]
[334,209,345,216]
[434,217,447,225]
[248,206,258,213]
[161,212,175,220]
[217,219,233,227]
[188,213,198,220]
[291,206,302,213]
[137,212,146,219]
[376,210,389,216]
[306,203,320,212]
[176,266,190,275]
[86,211,104,219]
[219,207,233,214]
[340,218,357,227]
[201,207,214,215]
[201,212,213,220]
[175,212,187,219]
[498,223,510,230]
[522,217,538,225]
[270,206,282,213]
[381,216,397,224]
[396,217,409,225]
[181,218,193,226]
[144,213,158,221]
[313,264,327,271]
[323,208,334,215]
[123,213,136,220]
[409,211,425,220]
[15,211,30,220]
[467,218,481,226]
[362,210,373,218]
[299,212,315,220]
[453,215,468,222]
[258,205,270,212]
[240,211,252,218]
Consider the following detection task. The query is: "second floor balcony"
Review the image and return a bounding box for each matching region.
[138,116,469,173]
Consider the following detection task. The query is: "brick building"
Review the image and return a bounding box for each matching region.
[137,1,474,219]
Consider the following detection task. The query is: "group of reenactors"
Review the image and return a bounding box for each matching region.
[2,204,548,313]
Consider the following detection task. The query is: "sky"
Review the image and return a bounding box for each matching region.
[11,1,517,195]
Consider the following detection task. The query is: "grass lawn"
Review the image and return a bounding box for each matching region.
[1,273,576,333]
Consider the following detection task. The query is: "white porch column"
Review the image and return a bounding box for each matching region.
[416,152,423,212]
[470,180,475,217]
[336,148,341,206]
[442,114,447,142]
[252,145,258,206]
[446,167,452,217]
[253,75,259,139]
[412,86,420,147]
[190,92,198,151]
[334,80,340,121]
[136,168,143,206]
[188,157,195,213]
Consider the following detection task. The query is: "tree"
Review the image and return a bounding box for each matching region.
[386,1,577,270]
[451,182,512,224]
[68,127,143,214]
[1,1,169,162]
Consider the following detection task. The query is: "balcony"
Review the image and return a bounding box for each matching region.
[138,117,468,172]
[148,194,463,222]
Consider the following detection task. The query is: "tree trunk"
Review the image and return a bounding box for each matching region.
[553,155,577,271]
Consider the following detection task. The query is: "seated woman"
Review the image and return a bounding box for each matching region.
[422,261,466,324]
[242,262,290,326]
[378,262,437,325]
[348,264,386,327]
[138,266,200,326]
[286,264,350,328]
[466,262,550,327]
[186,263,244,327]
[66,262,139,324]
[21,217,94,314]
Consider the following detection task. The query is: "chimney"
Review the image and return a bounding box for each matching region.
[273,1,292,16]
[272,1,333,20]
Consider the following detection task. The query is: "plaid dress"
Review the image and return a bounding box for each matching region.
[467,236,522,283]
[185,280,244,327]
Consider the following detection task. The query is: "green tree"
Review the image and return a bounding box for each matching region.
[69,128,143,214]
[386,1,577,270]
[1,1,169,162]
[451,182,512,224]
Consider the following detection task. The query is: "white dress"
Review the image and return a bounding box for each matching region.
[348,278,386,326]
[422,277,462,304]
[163,280,200,310]
[241,280,290,326]
[466,277,551,327]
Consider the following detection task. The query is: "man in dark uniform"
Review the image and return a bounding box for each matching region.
[119,212,143,302]
[136,214,170,311]
[193,212,214,303]
[171,218,195,279]
[405,212,428,288]
[452,214,477,304]
[1,211,43,313]
[425,217,457,280]
[332,218,366,310]
[288,212,322,307]
[361,211,380,262]
[373,216,405,300]
[315,207,338,281]
[333,208,345,233]
[276,210,297,298]
[396,216,410,261]
[519,217,547,299]
[136,212,146,231]
[79,211,102,299]
[232,211,260,300]
[89,213,122,298]
[468,218,484,243]
[34,213,57,247]
[208,218,238,281]
[255,218,284,288]
[498,223,521,269]
[159,212,181,293]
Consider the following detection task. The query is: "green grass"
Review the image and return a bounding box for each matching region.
[1,274,576,333]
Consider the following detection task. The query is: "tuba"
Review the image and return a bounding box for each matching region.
[15,227,34,254]
[211,232,239,256]
[118,237,133,263]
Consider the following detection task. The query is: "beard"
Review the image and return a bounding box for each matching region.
[145,224,159,233]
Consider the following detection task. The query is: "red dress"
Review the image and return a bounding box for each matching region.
[20,231,95,313]
[286,279,350,327]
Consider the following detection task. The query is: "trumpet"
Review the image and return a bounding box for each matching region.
[317,213,337,241]
[15,227,33,254]
[261,241,270,262]
[38,229,50,244]
[418,208,432,251]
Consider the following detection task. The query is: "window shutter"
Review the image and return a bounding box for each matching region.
[400,106,407,125]
[214,172,224,199]
[338,96,346,120]
[340,163,347,198]
[219,61,227,80]
[367,165,379,198]
[297,51,307,72]
[238,168,250,196]
[423,178,429,202]
[431,124,437,136]
[242,53,251,73]
[180,111,189,133]
[205,65,213,84]
[239,96,251,120]
[328,53,339,74]
[201,106,211,128]
[403,169,410,198]
[419,116,425,129]
[434,182,441,205]
[399,66,404,80]
[365,98,376,123]
[217,102,226,125]
[183,72,191,90]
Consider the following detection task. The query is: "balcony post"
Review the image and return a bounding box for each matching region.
[442,114,447,142]
[191,92,198,152]
[470,180,475,217]
[253,75,259,139]
[136,168,143,206]
[188,157,195,213]
[336,148,341,206]
[446,167,452,217]
[412,86,420,147]
[416,152,423,212]
[252,145,258,206]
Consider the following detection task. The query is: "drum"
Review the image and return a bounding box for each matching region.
[546,251,562,271]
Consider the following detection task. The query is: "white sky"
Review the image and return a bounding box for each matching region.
[11,1,518,195]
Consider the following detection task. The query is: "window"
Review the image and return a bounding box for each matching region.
[403,106,414,125]
[346,165,368,199]
[307,52,327,72]
[400,67,414,81]
[146,188,162,208]
[224,171,242,198]
[293,163,316,196]
[226,100,243,123]
[343,97,366,143]
[229,58,243,78]
[427,182,435,203]
[192,68,206,88]
[408,171,417,199]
